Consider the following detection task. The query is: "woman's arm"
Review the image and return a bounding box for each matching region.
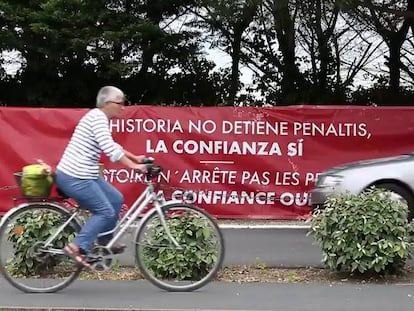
[123,149,146,164]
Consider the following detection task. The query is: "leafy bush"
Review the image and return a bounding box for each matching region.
[6,210,76,276]
[141,213,218,280]
[309,187,414,274]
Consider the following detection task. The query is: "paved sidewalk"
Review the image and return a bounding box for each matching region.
[1,278,414,311]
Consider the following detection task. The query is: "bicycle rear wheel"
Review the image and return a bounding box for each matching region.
[0,203,83,293]
[135,203,225,292]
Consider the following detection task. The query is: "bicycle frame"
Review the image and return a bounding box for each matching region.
[105,181,182,249]
[44,180,182,253]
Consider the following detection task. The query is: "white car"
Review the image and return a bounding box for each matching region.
[310,154,414,220]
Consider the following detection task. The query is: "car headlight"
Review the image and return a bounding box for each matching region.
[317,175,343,187]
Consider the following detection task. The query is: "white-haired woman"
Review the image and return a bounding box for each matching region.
[55,86,146,268]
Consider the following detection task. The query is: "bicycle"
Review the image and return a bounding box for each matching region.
[0,158,225,293]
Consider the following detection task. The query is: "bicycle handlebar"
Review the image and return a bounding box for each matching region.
[142,157,155,164]
[139,157,163,179]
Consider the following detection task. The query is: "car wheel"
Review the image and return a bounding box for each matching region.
[373,183,414,221]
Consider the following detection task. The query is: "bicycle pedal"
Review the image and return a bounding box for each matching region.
[112,247,126,255]
[86,256,100,263]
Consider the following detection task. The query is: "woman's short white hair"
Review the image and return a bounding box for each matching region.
[96,86,125,108]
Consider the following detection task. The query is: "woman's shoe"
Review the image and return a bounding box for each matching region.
[63,243,92,269]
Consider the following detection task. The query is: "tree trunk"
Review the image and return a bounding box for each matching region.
[387,18,410,91]
[227,32,242,106]
[409,0,414,44]
[388,42,401,92]
[273,0,307,104]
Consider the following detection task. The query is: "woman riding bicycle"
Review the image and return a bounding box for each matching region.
[54,86,146,268]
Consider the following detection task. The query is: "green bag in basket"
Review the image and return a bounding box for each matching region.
[20,164,53,197]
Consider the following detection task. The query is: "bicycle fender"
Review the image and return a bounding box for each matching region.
[0,207,18,227]
[0,202,82,229]
[132,207,158,242]
[162,199,183,205]
[132,200,183,242]
[0,202,30,227]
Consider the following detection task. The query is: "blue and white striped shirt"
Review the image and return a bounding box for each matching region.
[57,108,124,179]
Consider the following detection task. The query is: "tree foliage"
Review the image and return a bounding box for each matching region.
[0,0,413,107]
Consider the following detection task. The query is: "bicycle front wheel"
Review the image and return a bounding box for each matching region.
[135,203,225,292]
[0,203,83,293]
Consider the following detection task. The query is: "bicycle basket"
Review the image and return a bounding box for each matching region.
[14,172,53,198]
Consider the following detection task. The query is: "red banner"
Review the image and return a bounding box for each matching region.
[1,106,414,219]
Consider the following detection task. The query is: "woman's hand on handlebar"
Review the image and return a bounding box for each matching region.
[134,155,147,164]
[119,152,155,173]
[120,154,147,173]
[130,155,155,165]
[133,163,147,173]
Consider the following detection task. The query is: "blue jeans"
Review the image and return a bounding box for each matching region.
[54,170,124,252]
